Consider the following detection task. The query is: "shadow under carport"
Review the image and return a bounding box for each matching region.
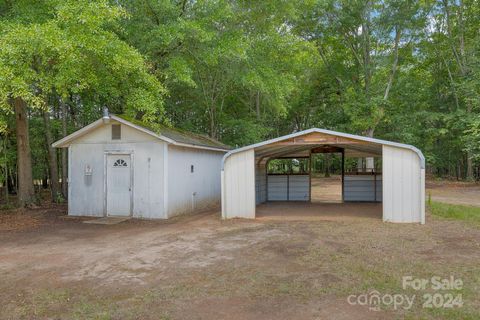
[256,201,382,222]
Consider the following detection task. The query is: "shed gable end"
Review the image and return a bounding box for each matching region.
[72,121,158,144]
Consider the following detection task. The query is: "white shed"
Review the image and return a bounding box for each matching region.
[53,113,229,219]
[221,128,426,224]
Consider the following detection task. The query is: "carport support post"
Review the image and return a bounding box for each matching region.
[341,148,345,202]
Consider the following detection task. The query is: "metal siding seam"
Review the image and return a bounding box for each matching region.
[400,148,405,222]
[411,151,415,223]
[68,146,72,215]
[389,147,395,222]
[221,171,225,218]
[420,169,425,224]
[382,146,386,221]
[163,144,169,218]
[287,175,289,201]
[250,151,256,216]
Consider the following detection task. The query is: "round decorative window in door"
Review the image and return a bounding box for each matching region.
[113,159,128,167]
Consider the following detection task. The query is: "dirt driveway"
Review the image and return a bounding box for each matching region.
[1,202,479,320]
[426,179,480,206]
[311,175,480,207]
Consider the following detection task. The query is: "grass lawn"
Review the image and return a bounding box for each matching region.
[429,201,480,226]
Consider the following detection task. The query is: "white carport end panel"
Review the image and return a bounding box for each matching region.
[222,149,256,219]
[382,145,424,223]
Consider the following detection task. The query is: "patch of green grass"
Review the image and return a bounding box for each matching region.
[72,298,114,320]
[0,203,16,210]
[429,202,480,226]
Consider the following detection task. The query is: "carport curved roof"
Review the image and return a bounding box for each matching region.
[222,128,425,169]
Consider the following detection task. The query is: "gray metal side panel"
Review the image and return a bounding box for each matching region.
[267,175,310,201]
[256,165,267,204]
[376,180,383,201]
[288,175,310,201]
[267,175,288,200]
[344,175,382,202]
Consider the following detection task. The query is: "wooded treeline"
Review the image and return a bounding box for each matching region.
[0,0,479,206]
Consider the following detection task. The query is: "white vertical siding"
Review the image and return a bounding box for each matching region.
[163,143,169,218]
[67,122,166,219]
[68,141,165,218]
[69,144,105,216]
[135,142,165,219]
[167,146,224,217]
[222,149,256,219]
[382,145,424,223]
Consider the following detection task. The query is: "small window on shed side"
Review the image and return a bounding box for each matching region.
[112,124,121,140]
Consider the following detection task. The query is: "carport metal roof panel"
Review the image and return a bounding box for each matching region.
[222,128,425,168]
[255,143,382,159]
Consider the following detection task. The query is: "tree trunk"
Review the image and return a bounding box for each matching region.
[42,172,49,189]
[443,0,473,180]
[209,104,217,139]
[465,103,473,179]
[60,99,68,198]
[363,128,375,173]
[255,91,261,120]
[13,97,35,206]
[466,156,473,180]
[2,137,8,204]
[384,27,401,101]
[362,0,371,99]
[441,55,460,110]
[43,110,61,201]
[324,154,331,177]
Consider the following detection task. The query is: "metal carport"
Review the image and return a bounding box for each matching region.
[221,128,425,224]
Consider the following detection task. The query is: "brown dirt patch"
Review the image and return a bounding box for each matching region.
[312,175,480,207]
[0,209,43,231]
[256,201,382,221]
[426,179,480,206]
[0,203,69,231]
[1,190,480,319]
[311,175,342,202]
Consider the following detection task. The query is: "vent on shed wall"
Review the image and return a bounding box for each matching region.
[112,124,121,140]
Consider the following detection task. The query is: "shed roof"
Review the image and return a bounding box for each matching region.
[52,114,230,152]
[222,128,425,168]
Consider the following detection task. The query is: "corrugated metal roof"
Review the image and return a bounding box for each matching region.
[52,114,230,152]
[115,115,231,150]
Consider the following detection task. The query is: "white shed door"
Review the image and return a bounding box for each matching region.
[106,154,132,216]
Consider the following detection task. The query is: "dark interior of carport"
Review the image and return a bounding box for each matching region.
[253,131,383,219]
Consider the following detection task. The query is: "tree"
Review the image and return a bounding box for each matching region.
[0,0,165,205]
[120,0,316,141]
